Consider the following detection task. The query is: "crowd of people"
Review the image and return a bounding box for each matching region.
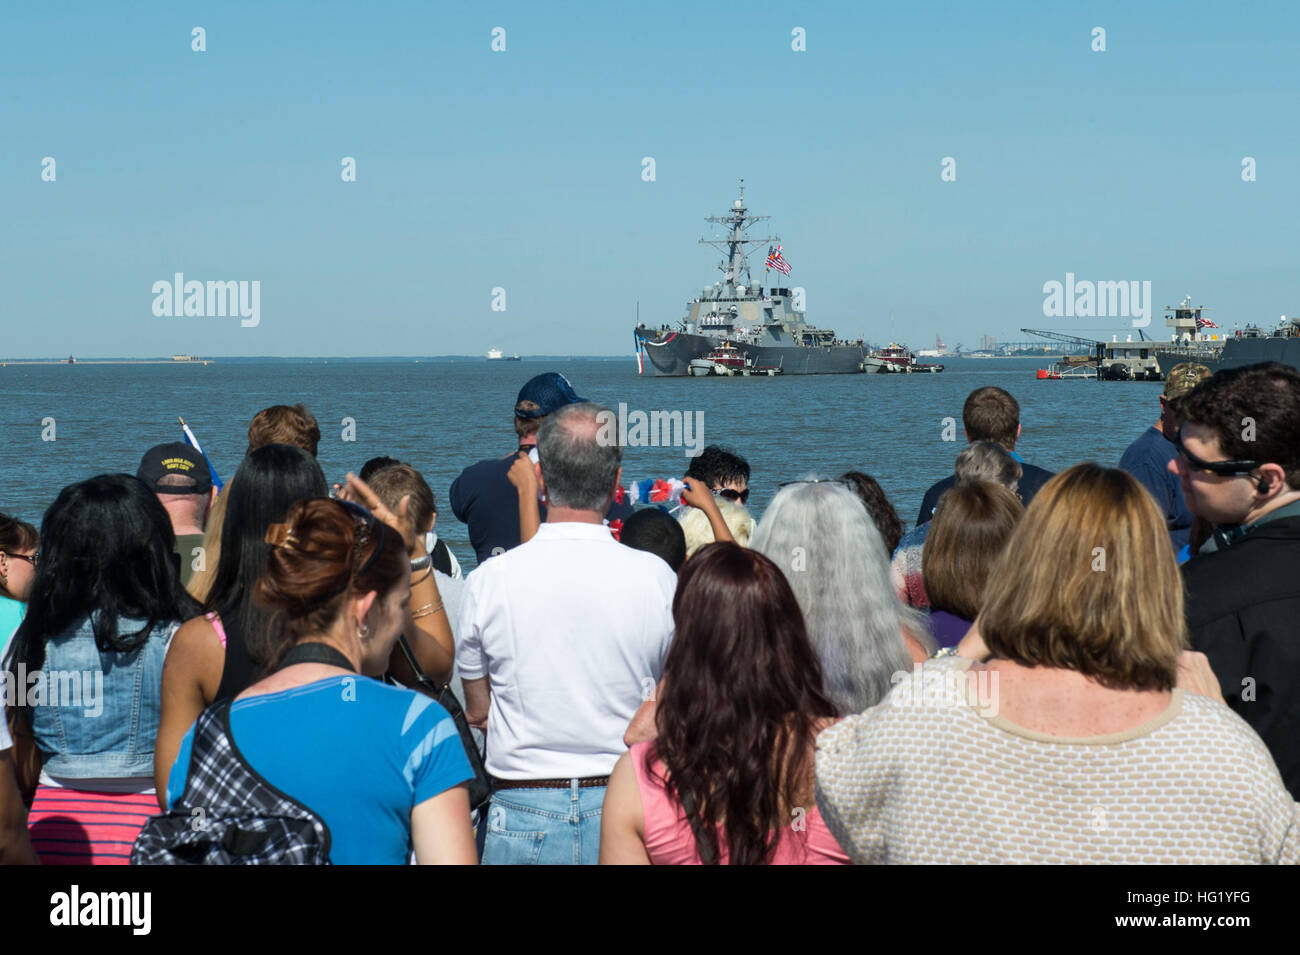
[2,360,1300,865]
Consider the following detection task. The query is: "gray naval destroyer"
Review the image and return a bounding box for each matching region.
[634,182,872,376]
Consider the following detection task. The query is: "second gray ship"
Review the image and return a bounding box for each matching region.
[634,181,874,376]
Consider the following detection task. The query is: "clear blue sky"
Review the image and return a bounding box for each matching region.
[3,0,1297,358]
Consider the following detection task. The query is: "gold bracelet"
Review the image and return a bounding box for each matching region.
[412,601,444,619]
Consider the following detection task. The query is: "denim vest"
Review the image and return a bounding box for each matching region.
[29,614,177,779]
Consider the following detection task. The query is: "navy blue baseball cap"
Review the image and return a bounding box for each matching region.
[515,372,587,418]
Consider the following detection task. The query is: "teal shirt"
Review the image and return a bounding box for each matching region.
[0,596,24,657]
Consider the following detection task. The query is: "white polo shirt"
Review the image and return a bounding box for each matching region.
[456,521,677,779]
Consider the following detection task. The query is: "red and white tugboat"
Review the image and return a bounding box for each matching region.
[871,343,944,373]
[688,342,782,376]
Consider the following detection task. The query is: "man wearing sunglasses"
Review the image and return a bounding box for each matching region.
[1174,362,1300,798]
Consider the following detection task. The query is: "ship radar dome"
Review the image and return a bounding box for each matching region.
[733,199,742,209]
[736,285,746,295]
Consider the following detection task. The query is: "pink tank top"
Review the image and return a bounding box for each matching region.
[629,741,850,865]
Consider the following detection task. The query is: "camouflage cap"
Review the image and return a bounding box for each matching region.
[1162,362,1212,400]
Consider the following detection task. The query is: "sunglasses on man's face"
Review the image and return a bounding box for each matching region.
[1173,427,1261,477]
[712,487,749,505]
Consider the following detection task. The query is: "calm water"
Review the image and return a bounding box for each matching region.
[0,357,1160,564]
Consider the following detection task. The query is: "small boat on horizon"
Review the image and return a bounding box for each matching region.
[487,348,521,361]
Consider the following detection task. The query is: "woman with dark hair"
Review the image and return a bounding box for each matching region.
[9,475,199,864]
[153,444,327,800]
[161,489,477,863]
[840,471,904,554]
[0,512,39,653]
[600,542,848,865]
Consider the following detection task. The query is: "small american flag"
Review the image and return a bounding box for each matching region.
[766,245,792,276]
[1196,316,1218,329]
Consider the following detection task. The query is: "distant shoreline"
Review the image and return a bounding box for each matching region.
[0,354,1059,366]
[1,359,217,366]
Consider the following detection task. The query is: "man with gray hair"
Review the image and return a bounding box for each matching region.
[457,402,677,865]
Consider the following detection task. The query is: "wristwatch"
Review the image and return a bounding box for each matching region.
[410,554,432,571]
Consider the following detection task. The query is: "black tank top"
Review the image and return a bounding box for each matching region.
[212,594,262,702]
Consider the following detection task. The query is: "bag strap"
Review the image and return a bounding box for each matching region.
[394,633,443,694]
[276,641,356,673]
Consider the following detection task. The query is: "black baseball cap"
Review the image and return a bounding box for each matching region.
[515,372,587,419]
[137,442,213,494]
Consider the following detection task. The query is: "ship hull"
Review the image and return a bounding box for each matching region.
[636,329,868,376]
[1200,337,1300,373]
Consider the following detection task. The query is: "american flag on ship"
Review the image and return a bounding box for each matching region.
[1196,316,1219,329]
[766,245,791,275]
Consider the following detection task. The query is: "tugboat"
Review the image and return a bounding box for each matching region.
[688,342,783,377]
[871,343,945,374]
[634,180,869,376]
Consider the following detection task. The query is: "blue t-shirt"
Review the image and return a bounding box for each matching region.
[0,596,24,657]
[167,676,471,865]
[1119,426,1192,550]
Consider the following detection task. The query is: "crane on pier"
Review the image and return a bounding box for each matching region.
[1020,328,1106,367]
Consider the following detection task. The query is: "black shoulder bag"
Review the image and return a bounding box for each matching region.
[392,635,492,813]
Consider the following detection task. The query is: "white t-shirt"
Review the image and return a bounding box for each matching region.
[456,521,677,779]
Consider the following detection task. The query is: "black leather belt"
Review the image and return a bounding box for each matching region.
[491,775,610,790]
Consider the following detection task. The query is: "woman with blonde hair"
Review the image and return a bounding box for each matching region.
[817,463,1300,864]
[816,462,1300,867]
[677,493,752,556]
[185,484,228,604]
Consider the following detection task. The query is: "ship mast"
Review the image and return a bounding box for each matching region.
[700,179,780,289]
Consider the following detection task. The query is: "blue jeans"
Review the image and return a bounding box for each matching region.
[481,782,606,865]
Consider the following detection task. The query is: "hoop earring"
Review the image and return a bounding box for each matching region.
[356,621,370,640]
